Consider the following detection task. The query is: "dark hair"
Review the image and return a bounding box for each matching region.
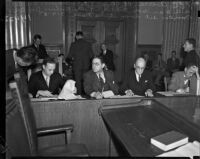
[92,56,104,64]
[43,57,56,66]
[185,62,197,69]
[185,38,196,48]
[76,31,83,37]
[158,53,162,56]
[171,50,176,54]
[33,34,42,40]
[16,46,37,64]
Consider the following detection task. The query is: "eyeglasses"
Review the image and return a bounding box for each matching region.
[92,63,101,66]
[135,66,145,70]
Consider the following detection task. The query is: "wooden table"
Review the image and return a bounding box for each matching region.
[31,96,200,156]
[100,99,200,156]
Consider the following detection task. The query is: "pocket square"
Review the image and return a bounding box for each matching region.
[145,80,148,83]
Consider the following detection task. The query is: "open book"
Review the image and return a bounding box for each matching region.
[151,130,188,151]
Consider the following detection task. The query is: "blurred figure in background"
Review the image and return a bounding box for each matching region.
[99,43,115,71]
[143,53,153,71]
[152,53,167,90]
[66,31,93,95]
[167,50,180,77]
[182,38,200,73]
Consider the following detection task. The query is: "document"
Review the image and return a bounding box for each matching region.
[157,91,190,96]
[109,94,144,98]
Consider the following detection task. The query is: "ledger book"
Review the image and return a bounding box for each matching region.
[151,131,188,151]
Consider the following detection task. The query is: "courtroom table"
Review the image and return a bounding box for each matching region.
[31,95,200,156]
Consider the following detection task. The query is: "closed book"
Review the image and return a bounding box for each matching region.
[151,130,188,151]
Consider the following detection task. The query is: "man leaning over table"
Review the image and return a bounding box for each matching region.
[119,57,156,97]
[168,63,198,93]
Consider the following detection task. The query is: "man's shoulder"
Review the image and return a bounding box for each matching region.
[31,71,42,78]
[52,72,62,78]
[172,71,184,77]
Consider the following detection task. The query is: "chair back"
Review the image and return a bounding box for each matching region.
[6,95,32,158]
[9,81,38,155]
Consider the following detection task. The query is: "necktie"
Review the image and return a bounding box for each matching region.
[99,74,104,91]
[45,76,50,87]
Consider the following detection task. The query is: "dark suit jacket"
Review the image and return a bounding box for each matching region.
[120,69,156,96]
[28,71,64,97]
[183,50,200,72]
[168,71,189,92]
[167,58,180,72]
[31,44,49,59]
[67,39,93,71]
[83,70,119,96]
[100,49,115,71]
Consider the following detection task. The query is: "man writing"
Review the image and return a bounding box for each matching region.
[120,57,155,97]
[28,57,65,98]
[83,56,118,99]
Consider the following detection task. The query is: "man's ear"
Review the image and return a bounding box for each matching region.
[102,63,105,68]
[42,65,45,70]
[134,64,136,69]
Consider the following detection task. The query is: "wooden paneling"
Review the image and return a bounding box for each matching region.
[31,96,200,156]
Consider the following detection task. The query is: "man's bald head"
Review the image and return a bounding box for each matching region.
[134,57,146,75]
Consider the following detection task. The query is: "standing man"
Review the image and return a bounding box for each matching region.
[167,50,180,77]
[83,56,118,99]
[31,34,49,63]
[28,57,65,98]
[120,57,155,97]
[6,46,37,84]
[67,31,93,95]
[182,38,200,72]
[100,43,115,71]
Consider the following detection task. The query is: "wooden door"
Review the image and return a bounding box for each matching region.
[76,18,125,83]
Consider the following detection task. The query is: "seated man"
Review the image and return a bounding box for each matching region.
[167,50,180,77]
[83,56,119,99]
[28,57,65,98]
[168,63,197,93]
[190,66,200,95]
[120,57,156,97]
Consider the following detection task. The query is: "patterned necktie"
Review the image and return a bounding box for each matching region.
[99,74,104,91]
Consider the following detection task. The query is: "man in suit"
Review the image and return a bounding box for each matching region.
[167,50,180,77]
[100,43,115,71]
[120,57,155,97]
[67,31,93,95]
[83,56,119,99]
[168,63,197,93]
[31,34,49,63]
[6,46,37,84]
[182,38,200,73]
[28,57,65,98]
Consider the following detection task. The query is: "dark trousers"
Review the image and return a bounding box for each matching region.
[73,69,88,95]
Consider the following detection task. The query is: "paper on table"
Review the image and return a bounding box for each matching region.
[157,141,200,158]
[109,94,144,98]
[157,91,190,96]
[102,90,114,98]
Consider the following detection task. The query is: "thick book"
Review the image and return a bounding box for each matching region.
[151,130,189,151]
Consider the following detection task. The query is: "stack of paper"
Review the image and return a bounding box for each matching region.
[157,141,200,158]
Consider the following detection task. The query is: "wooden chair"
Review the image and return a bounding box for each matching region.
[7,80,89,157]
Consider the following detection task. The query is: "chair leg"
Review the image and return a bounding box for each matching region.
[65,130,72,144]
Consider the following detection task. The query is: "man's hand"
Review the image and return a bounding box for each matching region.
[90,91,103,99]
[125,89,134,96]
[36,90,53,97]
[145,89,154,97]
[176,88,187,93]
